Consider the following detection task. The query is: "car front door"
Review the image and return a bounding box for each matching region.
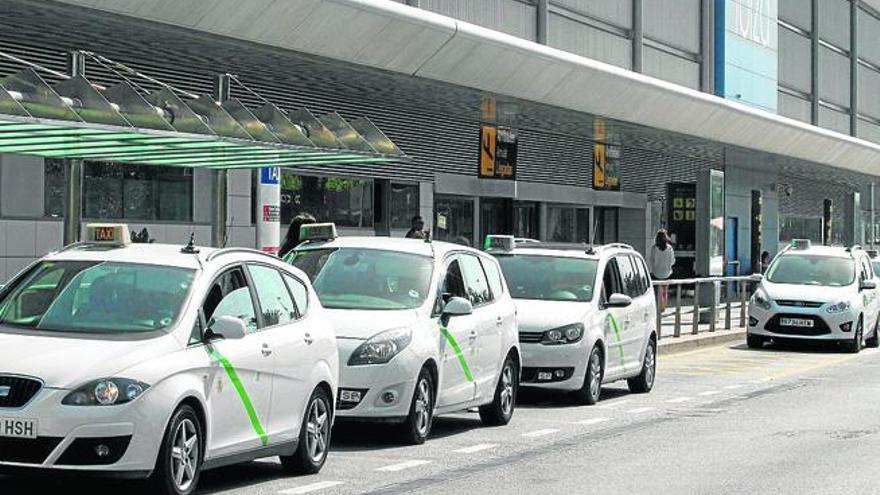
[435,256,478,408]
[459,253,502,402]
[200,266,274,457]
[247,264,311,446]
[599,258,627,379]
[859,256,879,332]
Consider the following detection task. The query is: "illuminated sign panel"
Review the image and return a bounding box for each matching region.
[715,0,778,113]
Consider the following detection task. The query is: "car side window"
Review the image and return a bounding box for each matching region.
[616,255,638,298]
[861,258,873,282]
[249,264,297,327]
[203,267,258,334]
[282,273,309,318]
[460,254,493,306]
[480,256,505,299]
[631,255,650,296]
[601,258,622,304]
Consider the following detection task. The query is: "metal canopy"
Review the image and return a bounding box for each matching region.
[0,67,406,168]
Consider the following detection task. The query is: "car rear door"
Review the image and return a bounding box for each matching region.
[613,255,645,371]
[459,253,503,403]
[599,258,627,379]
[435,255,478,408]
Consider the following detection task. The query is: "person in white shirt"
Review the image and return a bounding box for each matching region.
[649,229,675,312]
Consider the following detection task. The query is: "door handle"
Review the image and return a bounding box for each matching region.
[261,343,273,357]
[495,316,504,327]
[303,333,314,345]
[469,331,478,342]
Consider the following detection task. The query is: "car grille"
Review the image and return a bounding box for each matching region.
[0,376,42,408]
[518,332,543,344]
[0,437,63,464]
[764,314,831,336]
[775,300,824,309]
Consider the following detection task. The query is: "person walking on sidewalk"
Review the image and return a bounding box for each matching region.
[650,229,675,312]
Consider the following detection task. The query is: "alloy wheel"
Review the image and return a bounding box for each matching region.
[414,378,432,437]
[170,418,199,492]
[500,363,515,416]
[305,396,330,464]
[589,350,602,400]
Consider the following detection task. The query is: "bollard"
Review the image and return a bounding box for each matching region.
[674,284,682,338]
[739,279,747,327]
[692,282,700,335]
[725,287,732,330]
[709,282,717,333]
[656,285,663,341]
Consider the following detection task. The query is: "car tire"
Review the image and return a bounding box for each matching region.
[847,318,864,354]
[746,333,765,349]
[479,354,518,426]
[866,319,879,348]
[399,367,434,445]
[280,387,332,475]
[574,345,603,405]
[149,404,203,495]
[628,337,656,394]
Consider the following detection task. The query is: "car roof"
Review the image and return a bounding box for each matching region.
[780,245,855,259]
[295,236,485,258]
[504,247,600,260]
[45,243,216,270]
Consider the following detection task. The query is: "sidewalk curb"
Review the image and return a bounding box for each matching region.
[658,330,746,355]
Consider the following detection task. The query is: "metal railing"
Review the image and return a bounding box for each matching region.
[652,274,763,339]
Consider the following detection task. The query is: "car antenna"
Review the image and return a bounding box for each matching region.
[181,232,200,254]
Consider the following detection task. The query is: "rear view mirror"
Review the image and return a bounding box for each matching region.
[443,296,473,317]
[860,280,877,291]
[206,315,247,341]
[606,293,633,308]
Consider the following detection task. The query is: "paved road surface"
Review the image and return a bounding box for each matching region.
[3,340,878,494]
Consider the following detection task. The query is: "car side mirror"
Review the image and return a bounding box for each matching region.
[749,273,764,282]
[860,280,877,291]
[442,296,473,317]
[205,315,247,341]
[606,293,633,308]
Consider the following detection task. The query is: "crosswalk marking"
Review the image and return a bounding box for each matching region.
[375,460,431,472]
[453,443,498,454]
[522,428,559,438]
[279,481,344,494]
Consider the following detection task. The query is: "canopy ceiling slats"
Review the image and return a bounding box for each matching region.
[0,66,407,169]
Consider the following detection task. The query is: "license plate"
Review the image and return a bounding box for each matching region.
[0,417,37,439]
[779,318,814,328]
[339,390,362,403]
[537,372,553,381]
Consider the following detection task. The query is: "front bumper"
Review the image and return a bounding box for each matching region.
[519,341,588,391]
[0,388,163,474]
[748,304,858,342]
[334,343,423,420]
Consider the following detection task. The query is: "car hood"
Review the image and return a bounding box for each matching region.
[325,308,422,340]
[514,299,590,333]
[0,329,180,389]
[762,282,852,304]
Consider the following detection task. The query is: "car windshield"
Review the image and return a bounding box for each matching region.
[292,248,433,310]
[497,254,598,302]
[873,261,880,278]
[0,261,194,334]
[766,255,855,287]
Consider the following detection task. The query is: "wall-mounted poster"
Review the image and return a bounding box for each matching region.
[593,118,620,190]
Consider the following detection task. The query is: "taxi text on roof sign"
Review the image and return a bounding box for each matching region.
[484,235,515,253]
[300,223,338,243]
[83,223,131,246]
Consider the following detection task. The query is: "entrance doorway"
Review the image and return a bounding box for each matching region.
[434,195,475,247]
[594,207,619,244]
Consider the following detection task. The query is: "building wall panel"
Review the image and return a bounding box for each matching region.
[643,0,702,53]
[818,45,851,107]
[553,0,632,28]
[778,91,812,123]
[642,46,701,89]
[818,0,850,50]
[548,12,632,69]
[779,0,811,31]
[778,27,811,92]
[420,0,538,41]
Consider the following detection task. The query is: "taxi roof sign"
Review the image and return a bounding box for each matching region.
[866,249,879,258]
[484,235,515,253]
[83,223,131,246]
[299,223,337,243]
[790,239,811,250]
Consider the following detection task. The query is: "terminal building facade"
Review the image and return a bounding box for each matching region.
[2,0,880,281]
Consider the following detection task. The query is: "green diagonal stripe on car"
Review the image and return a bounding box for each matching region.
[439,323,474,382]
[607,313,626,369]
[206,346,269,446]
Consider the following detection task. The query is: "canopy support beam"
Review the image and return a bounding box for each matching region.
[62,51,85,246]
[212,74,230,248]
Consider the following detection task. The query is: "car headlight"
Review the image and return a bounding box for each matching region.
[751,290,772,311]
[348,327,413,366]
[542,323,585,345]
[826,301,852,314]
[62,378,150,406]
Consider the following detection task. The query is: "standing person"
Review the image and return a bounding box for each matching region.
[279,212,316,259]
[405,215,427,239]
[649,229,676,312]
[760,251,771,273]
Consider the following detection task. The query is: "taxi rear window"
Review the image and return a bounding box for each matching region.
[497,255,598,302]
[0,260,194,334]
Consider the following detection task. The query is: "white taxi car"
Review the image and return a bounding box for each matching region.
[0,224,338,495]
[488,237,657,405]
[748,240,880,352]
[287,224,519,444]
